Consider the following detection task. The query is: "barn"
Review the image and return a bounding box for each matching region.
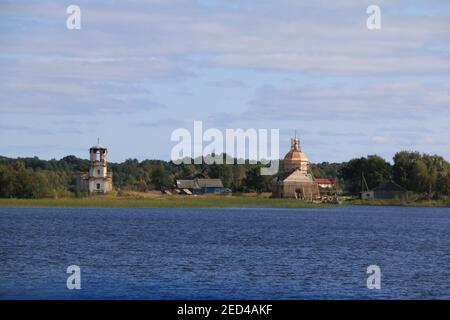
[372,181,408,200]
[360,181,408,200]
[176,178,228,195]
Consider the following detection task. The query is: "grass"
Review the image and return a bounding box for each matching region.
[344,198,450,208]
[1,193,448,208]
[0,194,335,208]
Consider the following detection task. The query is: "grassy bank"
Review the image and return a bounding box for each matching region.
[1,193,449,208]
[344,198,450,208]
[0,194,335,208]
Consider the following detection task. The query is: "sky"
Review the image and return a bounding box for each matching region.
[1,0,450,163]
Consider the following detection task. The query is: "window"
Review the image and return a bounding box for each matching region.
[97,169,101,175]
[97,183,100,190]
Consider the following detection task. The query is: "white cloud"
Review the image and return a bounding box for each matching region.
[204,79,246,88]
[245,80,450,121]
[372,135,388,143]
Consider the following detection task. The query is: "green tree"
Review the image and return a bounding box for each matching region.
[243,166,271,193]
[393,151,450,195]
[232,165,246,191]
[207,163,233,188]
[151,164,174,190]
[436,173,450,196]
[339,155,392,193]
[410,159,429,193]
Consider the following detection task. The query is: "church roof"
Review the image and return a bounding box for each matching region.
[276,168,314,182]
[283,169,314,182]
[90,144,106,150]
[283,149,309,162]
[283,134,309,162]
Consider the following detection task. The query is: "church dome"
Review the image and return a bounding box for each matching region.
[284,149,309,162]
[283,135,310,173]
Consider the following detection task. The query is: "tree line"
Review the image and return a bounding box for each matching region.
[0,151,449,198]
[339,152,450,198]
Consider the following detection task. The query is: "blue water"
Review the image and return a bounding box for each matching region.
[0,206,449,299]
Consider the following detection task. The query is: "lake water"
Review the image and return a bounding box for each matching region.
[0,206,449,299]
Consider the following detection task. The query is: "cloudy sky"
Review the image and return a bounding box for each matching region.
[1,0,450,163]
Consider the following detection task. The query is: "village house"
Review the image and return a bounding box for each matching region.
[361,181,408,200]
[175,178,228,195]
[315,178,336,189]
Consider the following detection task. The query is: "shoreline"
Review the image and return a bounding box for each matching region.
[0,196,449,208]
[0,196,334,209]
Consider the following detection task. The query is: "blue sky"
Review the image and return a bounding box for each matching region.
[1,0,450,163]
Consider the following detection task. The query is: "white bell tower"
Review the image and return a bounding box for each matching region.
[88,139,112,194]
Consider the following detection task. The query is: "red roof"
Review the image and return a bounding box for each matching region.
[315,178,335,184]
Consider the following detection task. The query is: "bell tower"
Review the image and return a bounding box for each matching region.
[88,139,113,194]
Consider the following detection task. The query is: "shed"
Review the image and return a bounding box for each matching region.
[372,181,408,200]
